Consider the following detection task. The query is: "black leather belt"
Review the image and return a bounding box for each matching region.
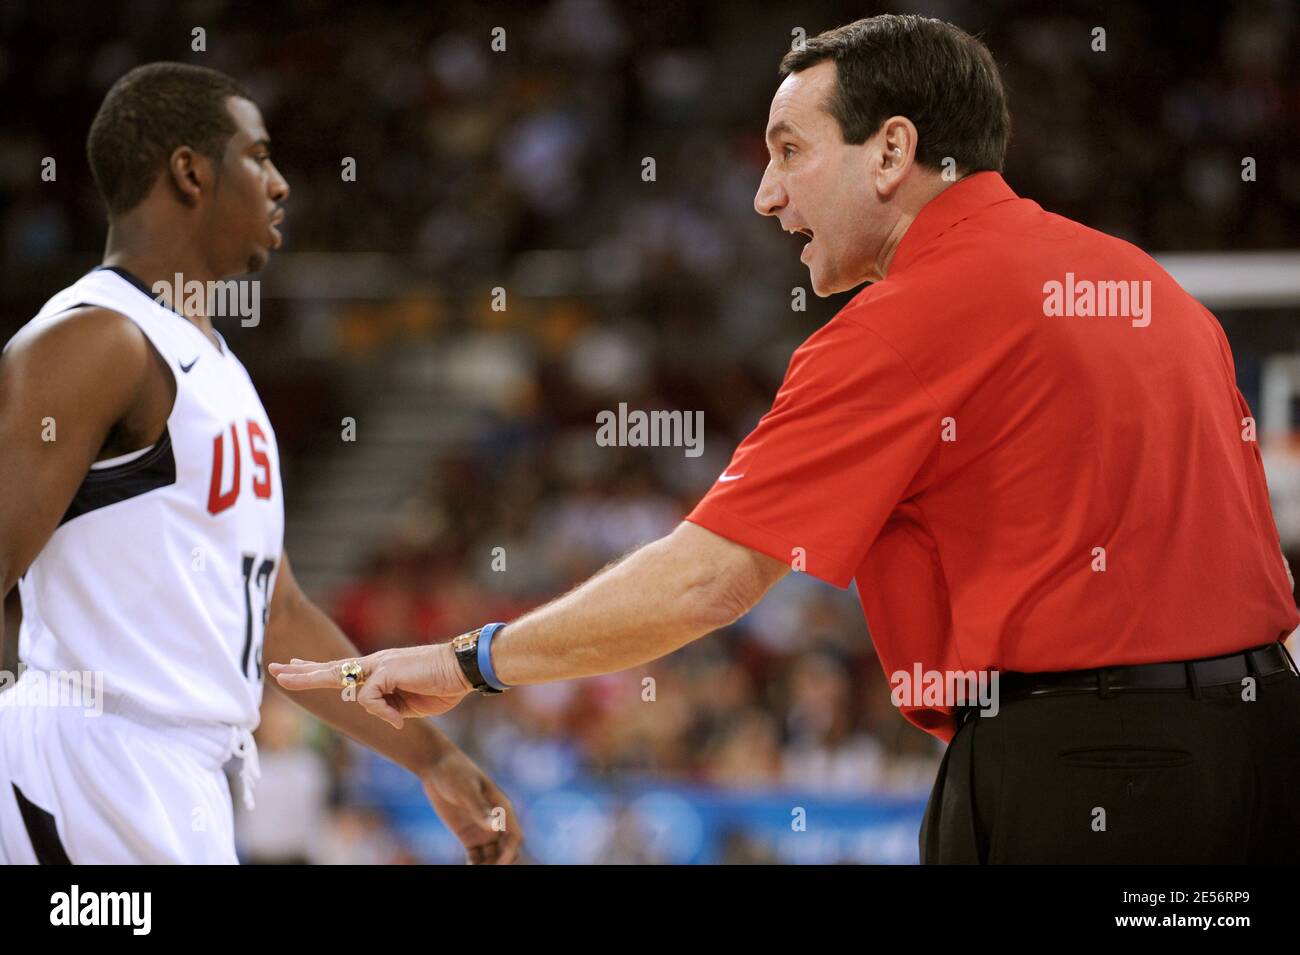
[997,642,1298,702]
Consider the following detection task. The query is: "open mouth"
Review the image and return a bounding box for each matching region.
[787,225,814,262]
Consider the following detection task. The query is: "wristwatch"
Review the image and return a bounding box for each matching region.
[450,624,509,695]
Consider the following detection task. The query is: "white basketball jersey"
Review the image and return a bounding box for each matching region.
[9,266,283,729]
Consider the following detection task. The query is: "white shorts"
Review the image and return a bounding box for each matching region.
[0,671,253,864]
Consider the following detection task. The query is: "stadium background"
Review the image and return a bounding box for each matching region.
[1,0,1297,863]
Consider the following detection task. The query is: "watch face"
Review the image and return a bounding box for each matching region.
[451,632,477,653]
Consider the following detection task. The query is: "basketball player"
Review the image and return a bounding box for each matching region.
[0,62,521,864]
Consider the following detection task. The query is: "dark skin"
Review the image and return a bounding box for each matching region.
[0,95,522,864]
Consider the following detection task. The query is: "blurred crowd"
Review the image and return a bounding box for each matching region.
[4,0,1297,292]
[3,0,1298,862]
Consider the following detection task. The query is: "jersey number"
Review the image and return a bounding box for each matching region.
[241,554,276,681]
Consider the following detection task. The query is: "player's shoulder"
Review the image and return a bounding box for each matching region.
[2,304,152,384]
[7,303,145,353]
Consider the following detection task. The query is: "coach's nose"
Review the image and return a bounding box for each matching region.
[754,163,787,217]
[268,161,290,204]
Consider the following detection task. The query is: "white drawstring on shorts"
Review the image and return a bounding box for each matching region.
[229,727,261,811]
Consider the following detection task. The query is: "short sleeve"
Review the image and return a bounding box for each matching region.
[686,317,940,588]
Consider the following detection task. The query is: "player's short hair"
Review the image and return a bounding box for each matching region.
[780,14,1011,174]
[87,62,252,216]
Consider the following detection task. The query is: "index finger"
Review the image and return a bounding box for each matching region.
[268,660,342,691]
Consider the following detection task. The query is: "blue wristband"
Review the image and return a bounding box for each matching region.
[477,622,509,691]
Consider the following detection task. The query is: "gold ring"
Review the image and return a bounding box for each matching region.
[339,661,365,688]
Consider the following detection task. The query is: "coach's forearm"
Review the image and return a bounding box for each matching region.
[489,522,776,685]
[265,596,456,773]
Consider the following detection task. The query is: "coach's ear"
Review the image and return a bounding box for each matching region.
[165,144,211,207]
[873,115,919,198]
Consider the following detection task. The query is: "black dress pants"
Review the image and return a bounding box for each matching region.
[919,661,1300,863]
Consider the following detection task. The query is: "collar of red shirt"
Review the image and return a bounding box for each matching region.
[885,171,1019,277]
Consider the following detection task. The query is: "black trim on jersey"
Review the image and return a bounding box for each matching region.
[95,265,160,302]
[94,265,226,355]
[60,426,177,526]
[12,784,72,865]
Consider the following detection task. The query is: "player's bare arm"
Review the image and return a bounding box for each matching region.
[0,306,168,657]
[263,551,521,864]
[271,521,791,726]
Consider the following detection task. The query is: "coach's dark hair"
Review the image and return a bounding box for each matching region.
[87,62,253,216]
[780,15,1010,173]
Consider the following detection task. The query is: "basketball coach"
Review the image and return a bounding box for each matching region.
[274,14,1300,864]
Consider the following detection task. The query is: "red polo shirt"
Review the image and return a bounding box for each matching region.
[686,172,1298,743]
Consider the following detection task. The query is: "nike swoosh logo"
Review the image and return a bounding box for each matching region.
[718,472,746,482]
[180,356,200,373]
